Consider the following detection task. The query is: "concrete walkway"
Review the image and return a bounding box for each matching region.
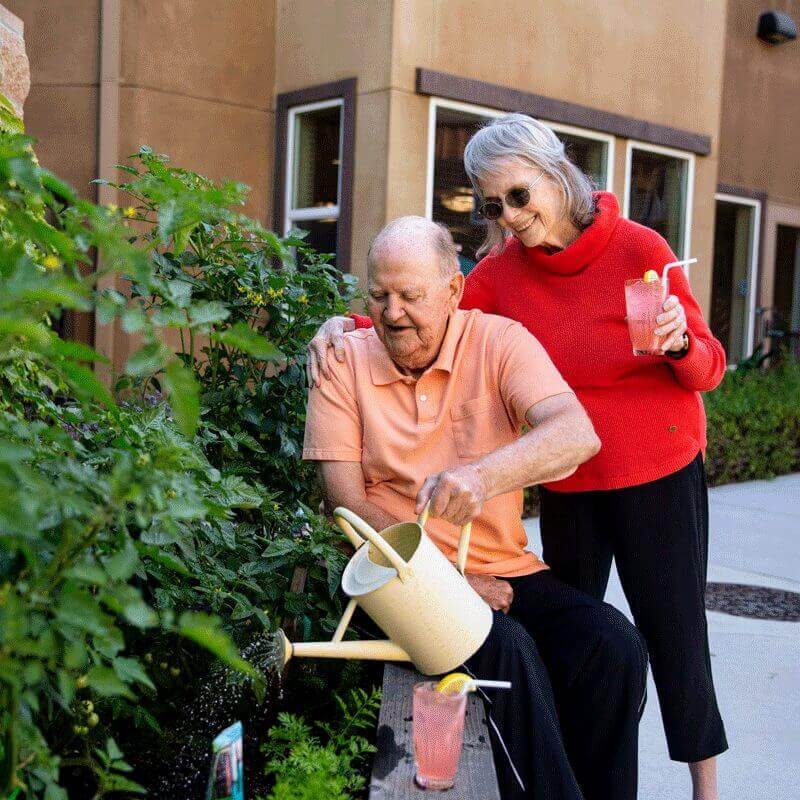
[523,473,800,799]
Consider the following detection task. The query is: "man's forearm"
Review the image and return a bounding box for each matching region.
[317,464,401,534]
[331,497,401,537]
[473,403,599,500]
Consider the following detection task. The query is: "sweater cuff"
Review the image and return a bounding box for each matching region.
[665,331,713,386]
[350,313,373,329]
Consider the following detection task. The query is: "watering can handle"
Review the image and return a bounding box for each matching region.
[418,502,472,576]
[333,507,414,582]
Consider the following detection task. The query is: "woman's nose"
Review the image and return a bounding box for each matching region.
[501,203,521,226]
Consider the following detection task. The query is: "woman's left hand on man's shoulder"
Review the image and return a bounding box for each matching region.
[655,295,689,353]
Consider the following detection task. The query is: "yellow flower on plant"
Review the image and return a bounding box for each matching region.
[298,294,308,304]
[123,206,137,219]
[43,254,61,271]
[106,203,118,213]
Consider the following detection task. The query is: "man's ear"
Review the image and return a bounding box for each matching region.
[449,270,465,312]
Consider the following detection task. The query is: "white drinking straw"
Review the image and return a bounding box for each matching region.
[661,258,697,302]
[459,679,512,696]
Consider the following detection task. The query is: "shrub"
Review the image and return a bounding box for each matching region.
[0,102,363,799]
[705,360,800,485]
[260,687,381,800]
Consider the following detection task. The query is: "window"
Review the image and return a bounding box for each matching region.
[711,194,761,363]
[285,100,342,260]
[624,142,694,258]
[545,123,613,193]
[426,99,615,272]
[274,80,355,271]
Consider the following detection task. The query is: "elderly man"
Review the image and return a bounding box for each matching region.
[303,217,647,800]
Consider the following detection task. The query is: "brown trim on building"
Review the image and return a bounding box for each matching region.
[273,78,357,272]
[715,183,768,331]
[416,68,711,156]
[716,183,766,203]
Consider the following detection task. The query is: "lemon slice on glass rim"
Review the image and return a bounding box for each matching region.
[643,269,660,283]
[436,672,475,695]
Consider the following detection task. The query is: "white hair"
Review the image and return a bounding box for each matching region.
[368,216,459,279]
[463,113,596,257]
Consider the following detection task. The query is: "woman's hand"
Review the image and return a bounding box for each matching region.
[655,295,688,353]
[306,315,356,386]
[466,574,514,613]
[415,466,487,527]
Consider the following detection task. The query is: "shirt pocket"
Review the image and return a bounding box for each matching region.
[450,394,497,459]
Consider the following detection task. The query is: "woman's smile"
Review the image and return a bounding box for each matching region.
[513,214,538,235]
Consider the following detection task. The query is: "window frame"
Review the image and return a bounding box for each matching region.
[284,97,343,232]
[425,97,616,220]
[273,79,356,271]
[714,191,763,362]
[623,140,695,261]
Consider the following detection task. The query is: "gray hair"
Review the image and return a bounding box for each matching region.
[463,113,596,257]
[368,216,459,279]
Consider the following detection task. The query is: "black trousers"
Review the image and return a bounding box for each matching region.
[464,571,648,800]
[540,452,728,763]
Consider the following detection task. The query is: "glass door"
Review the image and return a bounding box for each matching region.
[774,225,800,357]
[711,195,761,363]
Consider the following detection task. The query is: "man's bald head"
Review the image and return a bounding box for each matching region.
[368,216,459,280]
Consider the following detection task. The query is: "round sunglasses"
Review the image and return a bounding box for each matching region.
[477,172,545,221]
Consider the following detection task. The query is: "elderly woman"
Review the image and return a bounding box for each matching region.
[308,113,727,800]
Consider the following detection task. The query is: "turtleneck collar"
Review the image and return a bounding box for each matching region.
[520,191,620,276]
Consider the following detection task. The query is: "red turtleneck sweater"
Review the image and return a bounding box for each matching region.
[354,192,726,491]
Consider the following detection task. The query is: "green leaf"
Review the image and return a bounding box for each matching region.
[164,358,200,438]
[178,611,259,679]
[86,665,134,698]
[151,549,191,576]
[211,322,283,361]
[166,279,192,308]
[57,360,114,406]
[49,337,109,364]
[125,341,169,377]
[103,540,139,581]
[65,562,108,585]
[113,656,155,690]
[189,301,230,326]
[121,307,149,333]
[106,737,125,760]
[100,774,146,795]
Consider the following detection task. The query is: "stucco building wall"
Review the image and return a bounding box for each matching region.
[718,1,800,313]
[386,0,728,314]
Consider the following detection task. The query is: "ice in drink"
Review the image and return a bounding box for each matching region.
[412,681,467,790]
[625,278,665,356]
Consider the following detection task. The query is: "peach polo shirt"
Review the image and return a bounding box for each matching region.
[302,309,574,577]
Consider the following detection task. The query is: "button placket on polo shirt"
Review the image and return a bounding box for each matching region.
[415,380,437,424]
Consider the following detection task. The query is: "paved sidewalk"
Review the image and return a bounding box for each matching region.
[523,473,800,799]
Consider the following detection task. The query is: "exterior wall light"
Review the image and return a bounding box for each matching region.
[757,10,797,44]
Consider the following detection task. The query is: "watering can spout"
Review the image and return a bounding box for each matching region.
[275,628,411,666]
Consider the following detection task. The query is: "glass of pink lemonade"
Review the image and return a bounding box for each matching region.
[625,277,665,355]
[412,681,468,790]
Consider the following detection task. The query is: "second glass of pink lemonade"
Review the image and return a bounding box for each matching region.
[412,681,468,790]
[624,277,665,355]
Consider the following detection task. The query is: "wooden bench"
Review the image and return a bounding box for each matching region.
[369,663,501,799]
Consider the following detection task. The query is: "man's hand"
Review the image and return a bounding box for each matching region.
[306,315,356,387]
[466,574,514,613]
[415,465,487,526]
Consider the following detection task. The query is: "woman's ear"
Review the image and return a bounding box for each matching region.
[449,270,465,312]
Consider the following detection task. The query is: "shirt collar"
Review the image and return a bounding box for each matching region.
[367,310,467,385]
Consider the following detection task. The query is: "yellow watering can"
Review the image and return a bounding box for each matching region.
[275,504,493,676]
